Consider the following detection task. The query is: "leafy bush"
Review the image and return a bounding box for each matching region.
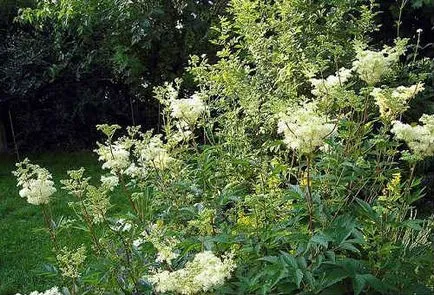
[1,0,224,151]
[12,1,434,294]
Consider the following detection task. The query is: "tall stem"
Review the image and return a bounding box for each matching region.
[79,199,103,254]
[413,30,422,63]
[41,204,58,250]
[306,155,314,234]
[8,108,20,162]
[129,96,136,126]
[397,0,408,38]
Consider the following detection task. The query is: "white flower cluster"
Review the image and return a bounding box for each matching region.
[371,82,425,120]
[309,67,352,97]
[138,136,174,170]
[56,245,86,279]
[170,93,206,129]
[110,218,132,232]
[124,135,174,178]
[13,158,57,205]
[15,287,62,295]
[96,142,130,173]
[352,40,406,85]
[392,114,434,158]
[278,102,335,154]
[148,251,235,295]
[134,223,179,265]
[100,174,119,191]
[95,125,176,180]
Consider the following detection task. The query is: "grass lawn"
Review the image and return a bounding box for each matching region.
[0,151,103,295]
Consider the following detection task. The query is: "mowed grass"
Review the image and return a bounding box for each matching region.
[0,151,108,295]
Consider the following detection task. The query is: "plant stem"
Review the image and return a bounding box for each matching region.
[397,0,408,38]
[306,155,314,234]
[8,108,20,162]
[413,30,422,63]
[41,204,58,250]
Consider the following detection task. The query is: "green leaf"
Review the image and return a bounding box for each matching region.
[295,269,303,288]
[353,274,366,295]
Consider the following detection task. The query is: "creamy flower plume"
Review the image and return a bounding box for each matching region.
[56,245,86,279]
[371,82,425,120]
[15,287,63,295]
[278,102,335,154]
[138,135,174,170]
[100,174,119,191]
[148,251,235,294]
[96,143,130,173]
[170,93,206,128]
[309,67,352,97]
[352,39,407,85]
[13,159,57,205]
[392,114,434,158]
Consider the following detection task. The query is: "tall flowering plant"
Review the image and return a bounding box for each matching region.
[13,1,434,294]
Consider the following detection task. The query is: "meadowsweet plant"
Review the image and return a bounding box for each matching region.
[309,67,352,97]
[13,1,434,294]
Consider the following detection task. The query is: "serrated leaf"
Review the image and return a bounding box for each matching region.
[353,274,366,295]
[295,269,303,288]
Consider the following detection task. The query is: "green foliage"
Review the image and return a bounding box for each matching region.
[0,0,224,150]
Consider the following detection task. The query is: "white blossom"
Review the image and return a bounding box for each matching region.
[309,67,352,97]
[278,102,335,154]
[110,218,132,232]
[371,82,425,119]
[392,114,434,158]
[352,40,407,85]
[13,159,57,205]
[148,251,235,294]
[170,93,206,128]
[138,135,174,170]
[15,286,63,295]
[175,20,184,30]
[95,143,130,173]
[100,175,119,191]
